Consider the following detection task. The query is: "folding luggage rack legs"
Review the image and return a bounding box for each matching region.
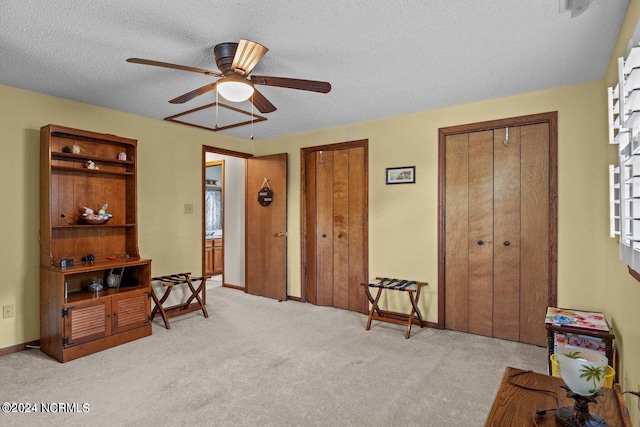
[150,272,209,329]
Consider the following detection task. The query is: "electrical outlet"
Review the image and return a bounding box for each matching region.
[184,203,193,214]
[3,304,14,319]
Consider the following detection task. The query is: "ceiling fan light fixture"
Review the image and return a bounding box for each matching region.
[217,76,254,102]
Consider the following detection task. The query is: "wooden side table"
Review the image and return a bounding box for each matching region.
[485,367,631,426]
[545,307,615,380]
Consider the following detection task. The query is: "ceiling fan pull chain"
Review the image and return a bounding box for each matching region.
[250,93,255,140]
[215,90,220,129]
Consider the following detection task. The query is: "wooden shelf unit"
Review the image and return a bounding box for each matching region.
[39,124,151,362]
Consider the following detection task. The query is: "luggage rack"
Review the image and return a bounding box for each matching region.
[150,272,209,329]
[361,277,428,339]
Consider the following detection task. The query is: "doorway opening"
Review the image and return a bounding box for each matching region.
[205,160,223,279]
[202,145,252,291]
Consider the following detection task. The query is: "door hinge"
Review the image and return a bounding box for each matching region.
[61,307,73,318]
[62,337,74,346]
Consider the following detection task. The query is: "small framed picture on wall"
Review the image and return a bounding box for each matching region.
[386,166,415,184]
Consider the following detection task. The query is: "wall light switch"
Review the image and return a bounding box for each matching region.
[184,203,194,214]
[3,304,14,318]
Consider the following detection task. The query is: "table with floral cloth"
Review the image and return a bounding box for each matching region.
[544,307,615,379]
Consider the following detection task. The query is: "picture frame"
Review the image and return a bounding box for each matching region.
[386,166,415,184]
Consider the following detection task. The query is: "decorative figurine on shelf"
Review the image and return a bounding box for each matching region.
[81,206,94,218]
[97,203,112,220]
[85,160,99,170]
[88,279,103,292]
[63,143,82,154]
[80,203,112,224]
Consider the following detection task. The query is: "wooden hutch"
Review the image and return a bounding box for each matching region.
[39,124,151,362]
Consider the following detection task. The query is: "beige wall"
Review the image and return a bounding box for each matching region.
[254,81,610,320]
[1,2,639,419]
[0,84,251,350]
[604,0,640,420]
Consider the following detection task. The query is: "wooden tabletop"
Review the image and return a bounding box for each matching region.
[485,367,631,426]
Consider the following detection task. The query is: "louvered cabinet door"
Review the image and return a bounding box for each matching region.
[111,289,150,334]
[64,299,111,348]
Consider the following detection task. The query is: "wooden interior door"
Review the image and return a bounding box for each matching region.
[245,153,288,300]
[303,142,368,313]
[440,113,556,347]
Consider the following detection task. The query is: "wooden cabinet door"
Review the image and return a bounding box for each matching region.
[64,299,111,347]
[111,289,150,334]
[205,240,214,276]
[213,239,223,275]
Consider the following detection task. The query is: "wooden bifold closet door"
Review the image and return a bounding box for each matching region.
[303,143,368,313]
[442,116,556,347]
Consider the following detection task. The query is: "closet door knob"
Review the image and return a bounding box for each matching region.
[322,233,327,238]
[503,241,511,246]
[338,233,344,238]
[477,240,484,245]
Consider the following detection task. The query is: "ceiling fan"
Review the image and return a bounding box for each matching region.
[127,39,331,113]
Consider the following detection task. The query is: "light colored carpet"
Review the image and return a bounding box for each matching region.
[0,281,547,426]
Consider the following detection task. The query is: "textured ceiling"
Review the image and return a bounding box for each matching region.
[0,0,630,140]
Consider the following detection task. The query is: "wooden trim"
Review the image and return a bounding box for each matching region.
[439,112,556,135]
[300,140,369,307]
[204,160,225,285]
[0,340,40,357]
[547,112,559,306]
[437,128,447,330]
[627,266,640,282]
[376,310,438,329]
[202,145,253,159]
[202,146,252,295]
[437,111,558,330]
[287,295,303,302]
[301,139,367,153]
[47,124,137,145]
[222,283,245,291]
[165,102,267,132]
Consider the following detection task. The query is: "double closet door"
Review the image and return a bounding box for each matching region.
[443,117,556,347]
[303,142,368,313]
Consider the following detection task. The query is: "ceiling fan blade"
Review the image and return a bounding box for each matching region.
[250,88,277,113]
[169,82,218,104]
[126,58,222,77]
[251,75,331,93]
[231,39,268,76]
